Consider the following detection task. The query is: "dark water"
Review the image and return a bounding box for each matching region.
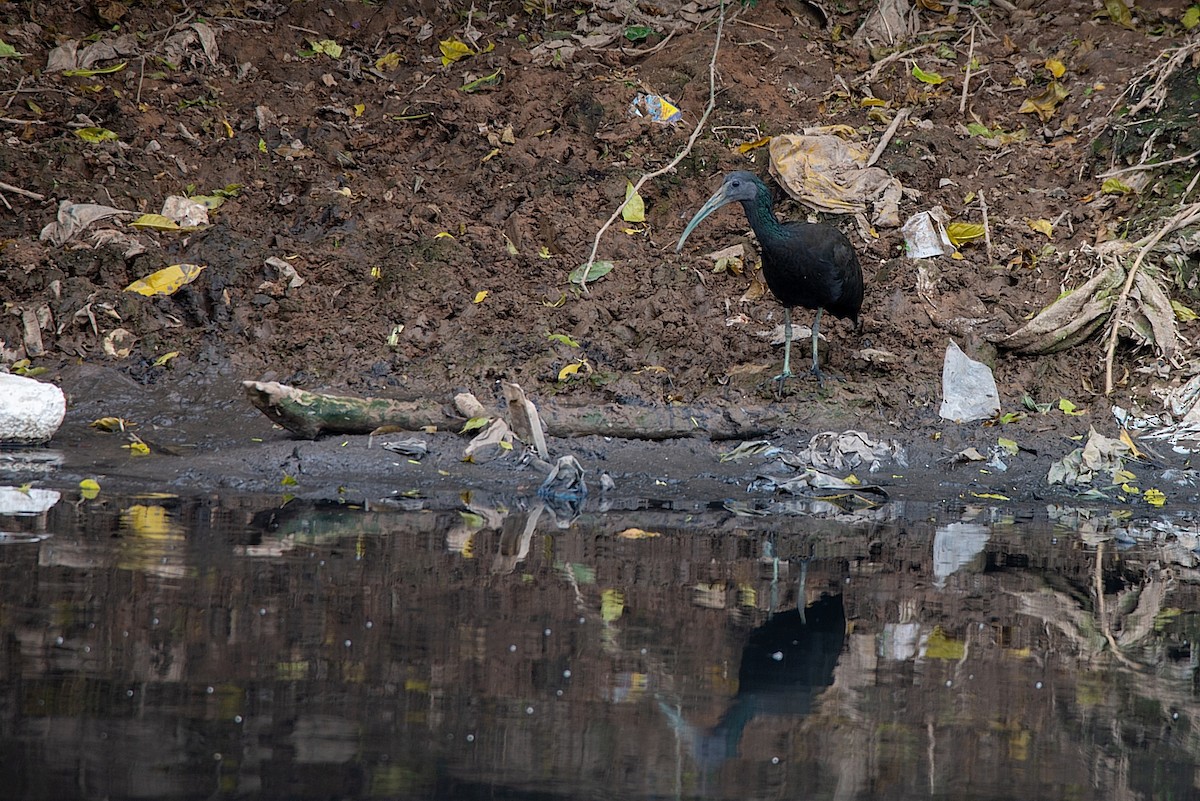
[1,486,1198,800]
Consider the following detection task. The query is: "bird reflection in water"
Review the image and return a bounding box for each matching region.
[659,592,846,772]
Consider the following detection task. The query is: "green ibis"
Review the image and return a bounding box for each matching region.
[675,171,863,385]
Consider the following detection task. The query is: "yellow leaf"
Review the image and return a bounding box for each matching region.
[79,478,101,500]
[125,264,206,296]
[539,246,552,259]
[1045,58,1066,78]
[130,213,181,231]
[736,136,771,152]
[601,588,625,622]
[622,181,645,223]
[311,39,343,58]
[1118,428,1142,458]
[616,527,661,539]
[375,52,402,70]
[74,127,119,143]
[1172,300,1197,321]
[1104,0,1135,28]
[1102,177,1134,195]
[912,64,947,85]
[90,417,131,432]
[947,221,986,246]
[971,492,1011,501]
[503,234,519,255]
[281,474,299,486]
[844,474,861,485]
[1027,219,1054,239]
[473,290,489,303]
[439,38,475,67]
[925,626,965,659]
[558,362,582,381]
[152,351,179,367]
[459,417,490,434]
[353,104,365,117]
[434,231,455,239]
[1058,397,1086,416]
[859,97,888,107]
[998,437,1019,455]
[123,439,151,456]
[221,118,233,138]
[1144,488,1166,506]
[1018,81,1069,122]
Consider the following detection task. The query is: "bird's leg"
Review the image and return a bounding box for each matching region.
[773,307,796,384]
[810,308,824,387]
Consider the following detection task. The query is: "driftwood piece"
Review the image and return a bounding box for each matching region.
[243,380,782,441]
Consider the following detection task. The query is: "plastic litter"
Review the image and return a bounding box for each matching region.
[939,340,1000,422]
[628,94,681,124]
[901,206,955,258]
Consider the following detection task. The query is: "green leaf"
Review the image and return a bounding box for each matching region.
[547,332,581,348]
[912,64,947,85]
[1058,398,1086,416]
[1104,0,1135,28]
[63,61,127,77]
[459,416,490,434]
[0,38,25,58]
[997,437,1019,455]
[311,39,343,58]
[569,260,614,284]
[1172,300,1197,321]
[1183,5,1200,29]
[624,25,654,41]
[461,68,503,92]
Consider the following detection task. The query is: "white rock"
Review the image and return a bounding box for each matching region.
[0,373,66,443]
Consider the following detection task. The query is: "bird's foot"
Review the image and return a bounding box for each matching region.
[810,365,826,388]
[772,369,796,384]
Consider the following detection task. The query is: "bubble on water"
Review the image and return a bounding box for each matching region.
[945,680,953,687]
[563,669,572,679]
[122,630,129,638]
[543,628,551,637]
[207,686,214,694]
[1035,681,1043,689]
[344,639,352,648]
[126,689,134,697]
[771,651,784,662]
[259,608,267,616]
[152,618,160,626]
[55,636,64,645]
[509,644,517,652]
[640,648,647,655]
[213,753,222,762]
[556,690,563,697]
[83,646,91,653]
[1173,711,1179,720]
[365,621,373,629]
[466,734,475,742]
[234,716,243,724]
[88,622,95,629]
[579,616,586,624]
[525,706,534,715]
[771,757,781,765]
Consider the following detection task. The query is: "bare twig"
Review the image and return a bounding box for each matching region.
[958,25,975,116]
[860,41,937,86]
[1095,148,1200,179]
[866,108,908,168]
[0,180,46,201]
[0,117,47,125]
[1103,201,1200,395]
[577,2,726,293]
[979,189,992,261]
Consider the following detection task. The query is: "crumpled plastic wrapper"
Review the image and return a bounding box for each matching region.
[768,133,903,228]
[939,340,1000,422]
[782,430,908,473]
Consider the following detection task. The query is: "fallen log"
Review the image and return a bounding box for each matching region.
[243,380,784,441]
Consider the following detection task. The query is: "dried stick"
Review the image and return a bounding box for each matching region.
[1095,148,1200,179]
[979,188,992,261]
[866,107,908,168]
[859,41,937,86]
[958,25,975,116]
[1103,201,1200,395]
[0,180,45,200]
[577,2,726,292]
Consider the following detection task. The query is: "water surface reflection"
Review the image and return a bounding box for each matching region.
[1,492,1197,800]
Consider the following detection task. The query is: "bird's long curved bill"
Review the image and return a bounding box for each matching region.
[675,185,735,253]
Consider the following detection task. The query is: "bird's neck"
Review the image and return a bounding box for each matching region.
[740,190,789,251]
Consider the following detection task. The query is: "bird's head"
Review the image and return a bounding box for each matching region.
[675,171,765,253]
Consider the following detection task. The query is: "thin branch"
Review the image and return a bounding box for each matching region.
[958,25,975,116]
[860,41,937,86]
[1103,201,1200,395]
[1095,148,1200,179]
[577,2,726,293]
[0,180,46,200]
[979,188,992,261]
[866,107,908,168]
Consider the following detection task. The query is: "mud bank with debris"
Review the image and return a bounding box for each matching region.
[1,1,1198,509]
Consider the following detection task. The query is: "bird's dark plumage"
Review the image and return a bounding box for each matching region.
[676,170,863,383]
